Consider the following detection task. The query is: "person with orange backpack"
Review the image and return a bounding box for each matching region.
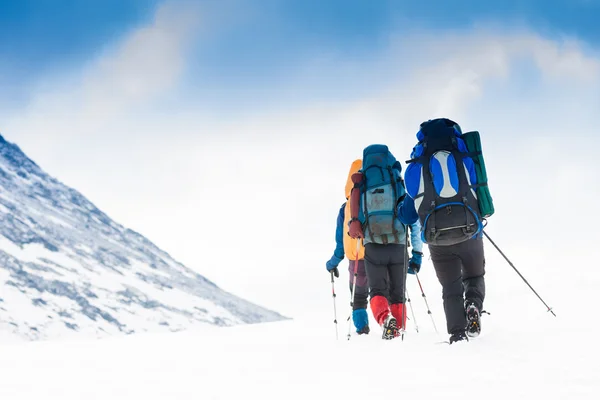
[326,159,370,335]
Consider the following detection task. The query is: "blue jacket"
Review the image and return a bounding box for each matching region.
[397,195,419,226]
[407,214,423,253]
[333,203,346,260]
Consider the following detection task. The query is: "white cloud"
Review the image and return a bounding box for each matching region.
[3,0,203,149]
[79,1,202,117]
[2,20,599,317]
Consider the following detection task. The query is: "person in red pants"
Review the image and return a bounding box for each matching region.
[348,144,422,339]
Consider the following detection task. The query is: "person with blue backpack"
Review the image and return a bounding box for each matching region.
[397,118,495,344]
[347,144,423,340]
[325,159,370,335]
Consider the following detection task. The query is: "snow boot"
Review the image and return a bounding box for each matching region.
[465,300,481,338]
[370,295,398,339]
[352,308,369,334]
[449,330,468,344]
[357,325,370,335]
[390,303,406,338]
[352,308,370,334]
[382,314,398,340]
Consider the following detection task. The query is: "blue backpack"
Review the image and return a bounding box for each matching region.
[404,119,483,246]
[358,144,406,245]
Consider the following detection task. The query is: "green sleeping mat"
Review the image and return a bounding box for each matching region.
[461,131,495,218]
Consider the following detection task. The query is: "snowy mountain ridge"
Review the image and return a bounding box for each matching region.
[0,133,285,341]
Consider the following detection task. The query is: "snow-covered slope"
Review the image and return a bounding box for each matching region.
[0,134,285,340]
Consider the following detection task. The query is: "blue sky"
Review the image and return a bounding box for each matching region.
[0,0,155,106]
[2,0,600,314]
[2,0,600,110]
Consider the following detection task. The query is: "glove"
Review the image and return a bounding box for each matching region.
[408,250,423,275]
[348,218,364,239]
[326,255,342,277]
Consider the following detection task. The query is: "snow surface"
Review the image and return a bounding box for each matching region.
[0,215,597,399]
[0,306,597,400]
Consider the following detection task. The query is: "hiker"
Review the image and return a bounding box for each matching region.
[326,159,370,335]
[347,144,418,340]
[397,118,493,344]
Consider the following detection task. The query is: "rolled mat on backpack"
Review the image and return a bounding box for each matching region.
[460,131,495,218]
[347,172,364,238]
[349,172,363,219]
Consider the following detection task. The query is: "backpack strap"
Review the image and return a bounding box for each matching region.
[420,151,438,240]
[452,149,478,233]
[386,166,400,244]
[362,164,386,181]
[362,183,374,242]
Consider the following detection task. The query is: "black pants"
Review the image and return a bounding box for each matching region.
[429,237,486,334]
[364,243,406,304]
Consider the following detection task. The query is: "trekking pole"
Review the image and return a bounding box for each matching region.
[405,287,418,333]
[331,271,339,340]
[346,239,362,340]
[414,272,439,334]
[483,230,556,317]
[404,230,418,333]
